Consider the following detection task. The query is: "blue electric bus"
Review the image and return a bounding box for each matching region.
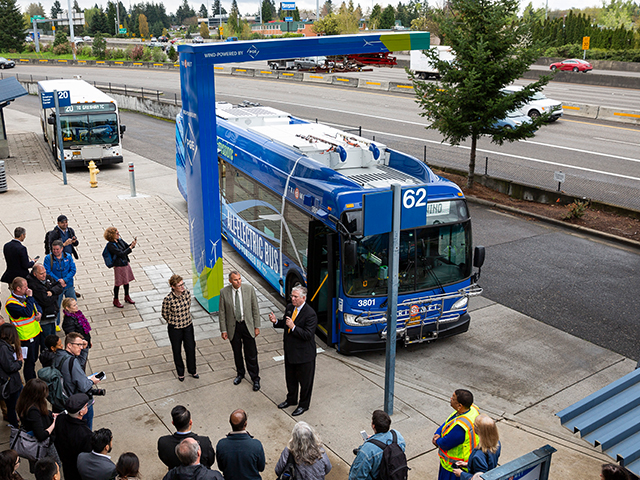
[176,102,485,354]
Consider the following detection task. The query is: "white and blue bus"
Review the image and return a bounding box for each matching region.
[38,79,126,168]
[176,102,485,354]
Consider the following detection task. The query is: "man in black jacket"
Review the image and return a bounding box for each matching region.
[269,285,318,416]
[54,393,92,480]
[1,227,37,287]
[158,405,215,470]
[27,265,63,338]
[163,438,223,480]
[48,215,79,259]
[77,428,117,480]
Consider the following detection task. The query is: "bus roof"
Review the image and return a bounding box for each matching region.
[37,79,116,106]
[213,103,464,223]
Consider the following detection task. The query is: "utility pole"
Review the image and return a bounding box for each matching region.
[66,0,76,60]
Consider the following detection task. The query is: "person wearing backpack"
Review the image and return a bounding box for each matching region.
[349,410,406,480]
[37,349,68,413]
[103,227,137,309]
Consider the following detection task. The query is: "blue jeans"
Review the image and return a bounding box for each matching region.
[56,285,77,325]
[41,323,56,338]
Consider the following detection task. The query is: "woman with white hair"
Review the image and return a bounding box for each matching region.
[452,414,501,480]
[275,421,332,480]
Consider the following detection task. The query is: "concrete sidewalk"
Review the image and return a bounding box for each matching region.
[0,105,632,480]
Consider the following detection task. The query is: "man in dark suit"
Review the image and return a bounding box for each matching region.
[219,271,261,391]
[269,286,318,416]
[2,227,37,287]
[54,394,93,480]
[157,405,216,470]
[77,428,117,480]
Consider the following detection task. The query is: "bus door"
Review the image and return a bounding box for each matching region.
[307,221,337,347]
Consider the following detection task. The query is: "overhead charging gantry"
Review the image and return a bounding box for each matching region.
[177,32,430,312]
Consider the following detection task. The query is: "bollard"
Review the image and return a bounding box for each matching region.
[88,160,100,188]
[129,162,137,197]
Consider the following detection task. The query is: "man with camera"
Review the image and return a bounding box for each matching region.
[53,332,104,429]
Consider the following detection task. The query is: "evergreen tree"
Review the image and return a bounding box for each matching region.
[411,0,550,188]
[261,0,272,22]
[73,0,80,11]
[379,4,395,28]
[228,0,239,34]
[25,2,45,16]
[89,8,109,34]
[0,0,25,51]
[322,0,333,16]
[293,6,300,20]
[176,0,196,24]
[107,1,117,35]
[199,3,208,17]
[369,4,381,29]
[92,31,106,57]
[50,0,62,18]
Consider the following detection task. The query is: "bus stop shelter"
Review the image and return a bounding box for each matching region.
[556,367,640,477]
[0,77,28,159]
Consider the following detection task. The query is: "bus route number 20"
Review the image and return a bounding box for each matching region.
[402,188,427,209]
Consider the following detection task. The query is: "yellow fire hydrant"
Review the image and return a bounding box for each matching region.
[88,160,100,188]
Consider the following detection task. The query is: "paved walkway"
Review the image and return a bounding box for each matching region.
[0,106,632,480]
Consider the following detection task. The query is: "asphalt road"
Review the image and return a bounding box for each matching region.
[10,67,640,361]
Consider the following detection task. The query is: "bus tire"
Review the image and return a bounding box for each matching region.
[285,273,304,303]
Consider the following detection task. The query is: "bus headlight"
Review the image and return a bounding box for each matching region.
[344,313,361,326]
[451,297,468,310]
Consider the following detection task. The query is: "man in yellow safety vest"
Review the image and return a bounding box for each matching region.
[432,389,480,480]
[4,276,43,381]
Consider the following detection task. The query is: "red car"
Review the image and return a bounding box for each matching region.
[549,59,593,72]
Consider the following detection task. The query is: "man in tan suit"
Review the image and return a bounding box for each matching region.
[219,271,261,391]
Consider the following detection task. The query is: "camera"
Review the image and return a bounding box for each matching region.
[90,388,107,396]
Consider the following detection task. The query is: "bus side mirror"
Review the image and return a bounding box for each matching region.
[344,239,357,267]
[473,246,485,268]
[120,125,126,135]
[47,115,55,125]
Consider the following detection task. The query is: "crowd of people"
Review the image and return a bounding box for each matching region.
[0,219,635,480]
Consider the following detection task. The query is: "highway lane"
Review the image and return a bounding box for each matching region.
[7,62,640,111]
[11,88,640,361]
[10,65,640,209]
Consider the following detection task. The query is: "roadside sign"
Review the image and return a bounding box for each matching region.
[285,16,293,21]
[31,15,45,22]
[554,171,565,183]
[41,90,71,109]
[582,36,590,50]
[281,2,296,9]
[119,28,127,34]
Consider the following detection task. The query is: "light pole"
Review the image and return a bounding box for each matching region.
[66,0,76,61]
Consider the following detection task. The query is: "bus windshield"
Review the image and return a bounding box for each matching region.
[343,205,472,297]
[60,113,119,146]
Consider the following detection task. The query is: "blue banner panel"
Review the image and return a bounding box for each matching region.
[363,190,393,237]
[179,32,430,64]
[41,90,71,108]
[281,1,296,9]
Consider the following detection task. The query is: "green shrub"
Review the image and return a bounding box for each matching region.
[151,47,165,62]
[92,33,107,59]
[564,200,589,220]
[142,47,152,62]
[53,43,71,55]
[80,46,92,56]
[167,45,178,62]
[110,48,126,59]
[53,31,69,48]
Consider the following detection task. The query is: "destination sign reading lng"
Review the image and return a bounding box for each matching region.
[62,103,117,114]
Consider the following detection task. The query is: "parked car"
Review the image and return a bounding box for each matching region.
[25,35,34,43]
[158,35,168,42]
[148,41,165,49]
[0,57,16,69]
[192,35,204,43]
[494,109,532,129]
[71,37,84,44]
[151,37,158,42]
[549,58,592,72]
[501,85,563,122]
[225,36,238,42]
[83,36,92,42]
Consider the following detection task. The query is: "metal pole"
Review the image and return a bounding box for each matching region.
[128,162,137,197]
[67,0,76,61]
[384,183,401,415]
[53,90,68,185]
[116,1,121,36]
[33,19,40,53]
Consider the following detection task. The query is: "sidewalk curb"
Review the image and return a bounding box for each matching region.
[467,196,640,250]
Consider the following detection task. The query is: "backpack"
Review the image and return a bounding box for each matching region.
[102,243,114,268]
[276,449,297,480]
[368,430,409,480]
[44,229,56,255]
[37,366,68,412]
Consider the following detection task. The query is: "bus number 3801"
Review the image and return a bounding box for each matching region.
[357,299,376,307]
